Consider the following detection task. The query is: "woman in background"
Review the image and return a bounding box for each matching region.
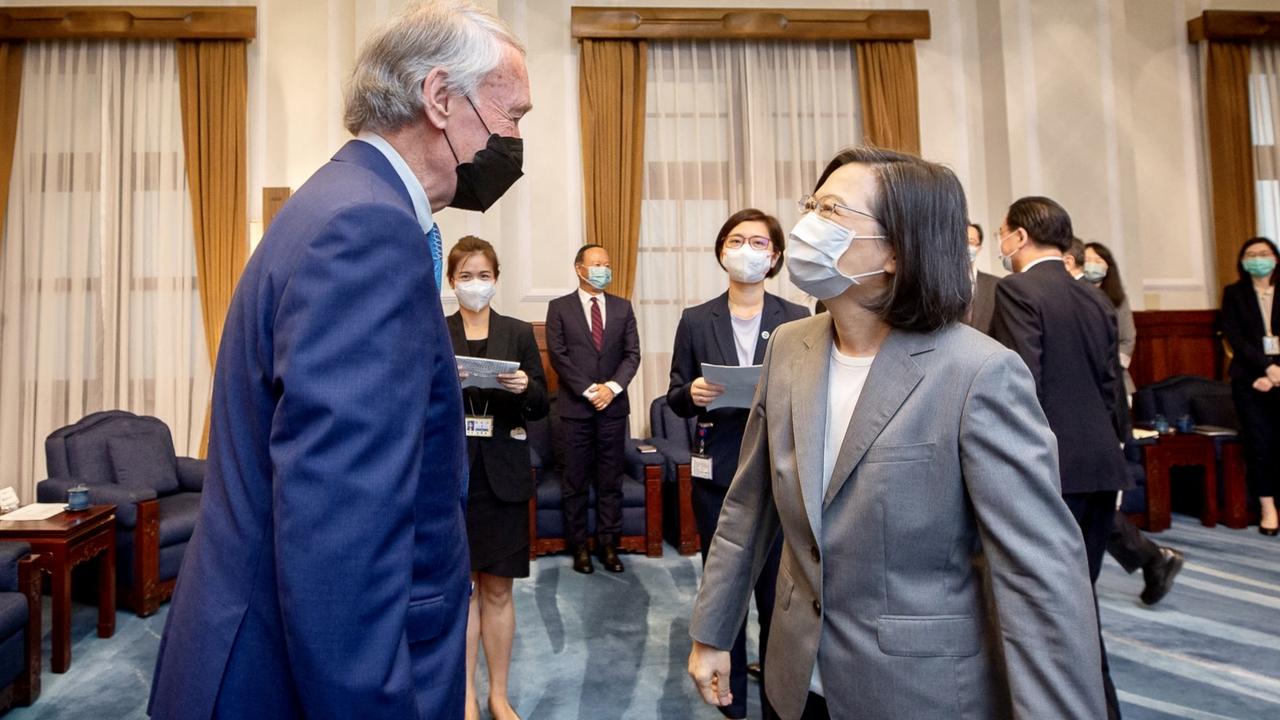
[446,236,549,720]
[1083,241,1136,396]
[1221,237,1280,536]
[667,208,808,720]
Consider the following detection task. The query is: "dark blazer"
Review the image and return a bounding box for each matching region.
[666,292,809,488]
[150,141,470,719]
[545,290,641,420]
[1222,279,1280,382]
[447,310,549,502]
[966,270,1000,335]
[990,260,1131,494]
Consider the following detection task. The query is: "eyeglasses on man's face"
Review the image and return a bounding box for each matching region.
[723,234,772,251]
[798,195,880,223]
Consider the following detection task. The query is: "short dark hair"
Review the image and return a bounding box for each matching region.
[574,243,606,266]
[446,235,500,280]
[968,222,983,244]
[1238,236,1280,286]
[1065,237,1086,267]
[1005,196,1073,251]
[811,146,971,332]
[713,208,786,279]
[1084,241,1126,307]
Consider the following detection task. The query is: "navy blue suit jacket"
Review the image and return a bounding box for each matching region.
[990,260,1131,494]
[545,291,641,420]
[150,141,470,719]
[666,292,808,488]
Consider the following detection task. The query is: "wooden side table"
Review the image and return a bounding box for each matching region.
[1139,433,1219,532]
[0,505,116,673]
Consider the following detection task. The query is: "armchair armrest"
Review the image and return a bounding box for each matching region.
[647,437,691,467]
[36,477,156,529]
[624,439,666,482]
[176,457,206,492]
[0,542,32,593]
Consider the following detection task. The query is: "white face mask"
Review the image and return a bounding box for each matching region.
[785,212,887,300]
[722,245,775,284]
[967,245,980,264]
[453,279,497,312]
[997,230,1021,273]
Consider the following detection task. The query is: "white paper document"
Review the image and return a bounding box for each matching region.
[1,503,65,521]
[702,363,763,410]
[457,355,520,390]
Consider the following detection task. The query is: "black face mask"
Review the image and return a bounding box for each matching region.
[445,97,524,212]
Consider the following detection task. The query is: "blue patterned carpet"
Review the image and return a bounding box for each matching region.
[7,515,1276,719]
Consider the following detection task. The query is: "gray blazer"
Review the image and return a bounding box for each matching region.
[689,315,1104,720]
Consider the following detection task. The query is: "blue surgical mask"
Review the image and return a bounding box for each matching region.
[1082,262,1107,283]
[584,266,612,290]
[967,245,980,264]
[1244,257,1277,278]
[785,212,887,300]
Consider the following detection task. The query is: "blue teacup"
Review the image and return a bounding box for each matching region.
[66,485,90,512]
[1176,414,1196,433]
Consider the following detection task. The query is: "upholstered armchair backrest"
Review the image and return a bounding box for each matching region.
[45,412,177,489]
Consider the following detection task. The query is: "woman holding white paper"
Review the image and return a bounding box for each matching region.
[445,236,548,720]
[665,208,808,720]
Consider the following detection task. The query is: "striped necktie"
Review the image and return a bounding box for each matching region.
[426,223,443,289]
[590,296,604,351]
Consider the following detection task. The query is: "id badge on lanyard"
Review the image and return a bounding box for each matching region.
[691,421,713,480]
[465,398,493,438]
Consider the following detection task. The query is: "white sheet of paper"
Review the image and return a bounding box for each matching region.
[701,363,763,410]
[457,355,520,390]
[1,503,65,521]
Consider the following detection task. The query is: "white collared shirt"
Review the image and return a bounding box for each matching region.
[575,287,623,398]
[1021,256,1065,273]
[355,131,435,234]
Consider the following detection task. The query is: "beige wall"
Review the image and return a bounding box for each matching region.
[7,0,1261,315]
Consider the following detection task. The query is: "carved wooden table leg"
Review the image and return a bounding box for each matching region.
[97,529,115,638]
[48,546,71,674]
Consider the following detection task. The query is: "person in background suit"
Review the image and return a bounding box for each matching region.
[1062,236,1087,279]
[689,148,1103,720]
[668,208,808,720]
[964,222,999,334]
[1078,241,1185,604]
[1221,236,1280,536]
[150,3,532,718]
[545,244,641,574]
[991,196,1131,720]
[445,236,547,720]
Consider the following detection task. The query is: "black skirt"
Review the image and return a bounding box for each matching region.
[466,456,530,578]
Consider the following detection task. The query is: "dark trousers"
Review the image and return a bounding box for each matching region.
[1232,378,1280,500]
[692,479,781,720]
[560,413,626,547]
[1064,491,1121,720]
[1106,512,1161,574]
[797,693,829,720]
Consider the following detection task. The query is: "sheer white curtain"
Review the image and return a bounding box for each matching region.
[631,40,860,432]
[0,40,210,501]
[1251,42,1280,241]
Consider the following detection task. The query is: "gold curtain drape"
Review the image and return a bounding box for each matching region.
[0,43,23,257]
[578,39,647,300]
[856,41,921,155]
[177,40,249,455]
[1203,42,1256,294]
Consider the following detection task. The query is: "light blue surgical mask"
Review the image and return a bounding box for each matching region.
[584,266,612,290]
[967,245,980,264]
[1082,262,1108,283]
[786,212,887,300]
[1244,257,1277,278]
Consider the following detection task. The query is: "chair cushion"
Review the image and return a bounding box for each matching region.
[108,433,180,495]
[0,593,27,641]
[65,430,116,487]
[0,618,24,689]
[157,492,202,547]
[1190,394,1241,431]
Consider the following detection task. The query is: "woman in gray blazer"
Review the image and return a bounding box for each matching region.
[687,147,1105,720]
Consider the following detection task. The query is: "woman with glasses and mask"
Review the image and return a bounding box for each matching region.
[1222,237,1280,536]
[667,208,808,720]
[445,236,548,720]
[687,148,1104,720]
[1082,241,1137,396]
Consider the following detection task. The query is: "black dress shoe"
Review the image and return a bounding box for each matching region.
[1140,547,1184,606]
[598,542,625,573]
[572,547,594,574]
[1261,525,1279,537]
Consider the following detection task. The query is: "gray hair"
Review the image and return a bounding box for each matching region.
[343,0,524,135]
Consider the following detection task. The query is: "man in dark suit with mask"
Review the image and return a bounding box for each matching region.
[545,244,641,574]
[991,196,1131,720]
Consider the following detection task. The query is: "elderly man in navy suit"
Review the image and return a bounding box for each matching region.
[149,2,531,718]
[545,245,642,575]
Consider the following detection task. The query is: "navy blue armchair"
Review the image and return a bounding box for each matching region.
[646,397,699,556]
[526,403,663,558]
[0,542,40,714]
[38,411,203,616]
